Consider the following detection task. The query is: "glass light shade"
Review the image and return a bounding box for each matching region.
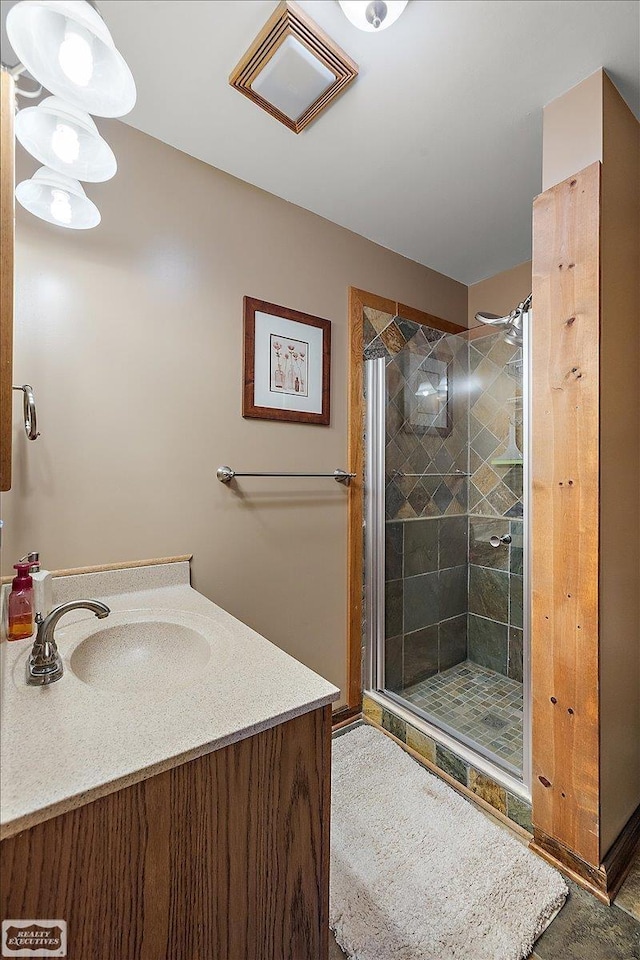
[250,36,336,122]
[15,166,101,229]
[6,0,136,117]
[338,1,408,32]
[15,97,117,181]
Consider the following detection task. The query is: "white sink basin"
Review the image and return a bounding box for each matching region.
[68,610,212,693]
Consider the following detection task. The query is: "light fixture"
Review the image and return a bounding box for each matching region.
[339,0,408,32]
[15,96,117,181]
[230,1,358,134]
[15,166,101,229]
[6,0,136,117]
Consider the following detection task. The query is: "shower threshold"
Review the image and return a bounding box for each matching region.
[365,684,530,802]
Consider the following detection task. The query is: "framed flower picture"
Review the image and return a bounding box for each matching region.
[243,297,331,425]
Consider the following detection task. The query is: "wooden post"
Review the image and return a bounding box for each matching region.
[530,74,640,902]
[530,163,601,868]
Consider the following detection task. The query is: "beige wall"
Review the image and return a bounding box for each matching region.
[542,70,603,191]
[467,260,531,326]
[1,119,466,706]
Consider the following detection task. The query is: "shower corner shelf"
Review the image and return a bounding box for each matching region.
[491,458,523,467]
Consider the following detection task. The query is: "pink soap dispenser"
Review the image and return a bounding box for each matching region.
[7,562,34,641]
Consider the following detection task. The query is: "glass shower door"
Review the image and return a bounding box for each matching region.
[367,312,528,782]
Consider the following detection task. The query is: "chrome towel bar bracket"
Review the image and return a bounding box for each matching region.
[217,466,355,486]
[13,384,40,440]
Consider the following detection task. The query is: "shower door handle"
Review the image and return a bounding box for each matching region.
[489,534,512,547]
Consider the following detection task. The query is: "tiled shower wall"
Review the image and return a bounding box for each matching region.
[365,310,525,689]
[385,517,468,690]
[364,308,471,690]
[467,332,524,682]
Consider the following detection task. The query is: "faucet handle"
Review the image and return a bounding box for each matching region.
[32,612,45,652]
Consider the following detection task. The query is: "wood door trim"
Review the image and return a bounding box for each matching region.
[1,69,15,492]
[346,287,466,709]
[395,302,466,335]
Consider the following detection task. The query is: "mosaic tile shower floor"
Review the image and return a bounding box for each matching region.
[402,661,523,771]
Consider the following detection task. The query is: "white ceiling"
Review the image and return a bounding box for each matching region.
[3,1,640,283]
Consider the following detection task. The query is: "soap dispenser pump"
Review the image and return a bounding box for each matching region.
[23,551,52,621]
[7,563,34,640]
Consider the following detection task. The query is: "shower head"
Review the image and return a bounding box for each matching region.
[474,311,510,325]
[474,294,531,347]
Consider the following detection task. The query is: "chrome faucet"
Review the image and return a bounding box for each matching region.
[26,600,111,686]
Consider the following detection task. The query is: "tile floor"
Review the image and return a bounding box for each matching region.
[402,660,523,770]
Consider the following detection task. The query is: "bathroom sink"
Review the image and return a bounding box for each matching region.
[69,611,212,693]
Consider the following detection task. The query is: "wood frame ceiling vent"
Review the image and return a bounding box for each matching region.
[229,1,358,134]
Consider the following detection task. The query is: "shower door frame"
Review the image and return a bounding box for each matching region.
[363,315,532,803]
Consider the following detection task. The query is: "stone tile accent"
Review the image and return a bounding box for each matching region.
[362,696,382,725]
[363,306,394,337]
[405,725,437,764]
[507,792,533,832]
[381,708,406,742]
[468,769,507,814]
[435,744,468,785]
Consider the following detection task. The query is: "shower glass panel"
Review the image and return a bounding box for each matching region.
[375,316,527,780]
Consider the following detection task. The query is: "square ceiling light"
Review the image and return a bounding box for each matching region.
[229,1,358,134]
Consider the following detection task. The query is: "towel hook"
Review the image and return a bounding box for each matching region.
[13,384,40,440]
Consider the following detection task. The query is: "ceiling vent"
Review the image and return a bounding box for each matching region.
[229,1,358,134]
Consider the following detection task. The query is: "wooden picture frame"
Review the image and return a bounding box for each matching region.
[243,296,331,425]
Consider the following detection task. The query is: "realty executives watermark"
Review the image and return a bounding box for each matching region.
[1,922,67,958]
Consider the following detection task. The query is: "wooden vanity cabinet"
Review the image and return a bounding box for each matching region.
[1,705,332,960]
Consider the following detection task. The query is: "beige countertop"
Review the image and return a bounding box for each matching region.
[0,560,339,840]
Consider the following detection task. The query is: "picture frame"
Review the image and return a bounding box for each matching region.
[405,355,452,437]
[243,296,331,425]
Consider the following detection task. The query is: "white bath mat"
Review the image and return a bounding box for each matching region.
[330,724,567,960]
